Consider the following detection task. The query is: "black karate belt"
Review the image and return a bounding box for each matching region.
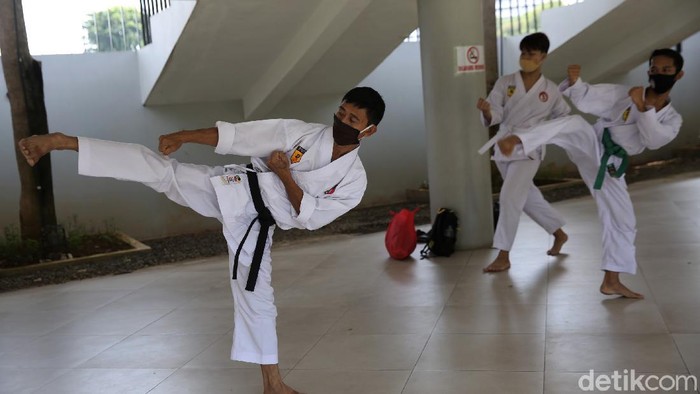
[232,164,276,291]
[593,128,629,190]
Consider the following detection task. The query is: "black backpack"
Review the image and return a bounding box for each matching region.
[420,208,458,259]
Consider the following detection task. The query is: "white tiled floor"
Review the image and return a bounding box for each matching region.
[2,172,700,393]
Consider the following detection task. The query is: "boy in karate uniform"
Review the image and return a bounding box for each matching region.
[476,32,570,272]
[498,49,684,298]
[19,87,385,393]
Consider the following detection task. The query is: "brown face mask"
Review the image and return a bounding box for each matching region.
[333,114,371,146]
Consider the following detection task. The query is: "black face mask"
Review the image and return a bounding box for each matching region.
[649,73,677,94]
[333,114,363,146]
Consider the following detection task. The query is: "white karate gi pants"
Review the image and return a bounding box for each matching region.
[77,137,280,364]
[517,116,637,274]
[493,159,566,251]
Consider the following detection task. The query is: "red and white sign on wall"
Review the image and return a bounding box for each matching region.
[455,45,485,74]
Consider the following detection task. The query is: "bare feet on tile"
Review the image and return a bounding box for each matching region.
[484,250,511,273]
[600,271,644,299]
[547,228,568,256]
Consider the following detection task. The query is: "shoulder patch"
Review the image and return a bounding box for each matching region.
[324,181,341,195]
[622,106,631,122]
[290,145,307,164]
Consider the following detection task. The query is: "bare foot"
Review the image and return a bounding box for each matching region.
[600,270,643,299]
[484,254,511,273]
[262,364,302,394]
[600,282,644,299]
[18,133,76,166]
[496,134,521,157]
[264,383,300,394]
[547,229,568,256]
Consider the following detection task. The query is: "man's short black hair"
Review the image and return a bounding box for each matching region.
[649,48,684,72]
[342,87,385,126]
[520,32,550,54]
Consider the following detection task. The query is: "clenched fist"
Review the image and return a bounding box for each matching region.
[567,64,581,85]
[159,133,184,155]
[267,150,290,175]
[628,86,645,111]
[476,98,492,124]
[476,98,491,113]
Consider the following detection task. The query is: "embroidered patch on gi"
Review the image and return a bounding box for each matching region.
[622,106,631,122]
[538,92,548,102]
[220,175,242,185]
[324,182,340,195]
[290,146,307,164]
[507,85,516,97]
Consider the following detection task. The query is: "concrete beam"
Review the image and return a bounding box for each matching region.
[242,0,372,119]
[138,0,196,105]
[545,0,700,83]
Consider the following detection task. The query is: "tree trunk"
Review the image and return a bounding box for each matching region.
[0,0,58,242]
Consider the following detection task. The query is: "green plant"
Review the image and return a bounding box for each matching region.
[64,214,87,251]
[0,216,125,268]
[0,224,42,265]
[63,215,119,250]
[102,218,117,234]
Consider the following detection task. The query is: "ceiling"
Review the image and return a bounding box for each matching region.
[143,0,417,119]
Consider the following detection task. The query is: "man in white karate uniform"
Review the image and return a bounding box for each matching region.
[498,49,684,298]
[476,32,570,273]
[18,86,385,393]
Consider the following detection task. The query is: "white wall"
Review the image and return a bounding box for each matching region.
[1,52,244,239]
[1,30,697,239]
[543,0,624,50]
[0,43,427,239]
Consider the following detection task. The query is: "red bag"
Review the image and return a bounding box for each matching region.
[385,208,420,260]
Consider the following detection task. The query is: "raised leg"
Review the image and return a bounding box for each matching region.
[18,132,77,166]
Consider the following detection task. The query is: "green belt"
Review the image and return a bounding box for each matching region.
[594,128,628,190]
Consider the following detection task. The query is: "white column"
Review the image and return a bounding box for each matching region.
[418,0,494,249]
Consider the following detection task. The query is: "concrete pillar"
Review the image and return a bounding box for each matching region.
[418,0,493,249]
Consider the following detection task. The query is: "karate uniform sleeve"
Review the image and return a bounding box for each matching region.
[215,119,316,157]
[513,115,591,157]
[560,79,627,118]
[635,106,682,150]
[292,170,367,231]
[482,78,506,126]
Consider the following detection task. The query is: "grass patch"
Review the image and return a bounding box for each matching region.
[0,216,132,269]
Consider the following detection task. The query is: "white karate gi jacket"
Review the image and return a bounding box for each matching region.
[478,72,571,161]
[561,79,683,155]
[211,118,367,232]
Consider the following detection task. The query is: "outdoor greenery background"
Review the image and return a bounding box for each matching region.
[83,6,143,52]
